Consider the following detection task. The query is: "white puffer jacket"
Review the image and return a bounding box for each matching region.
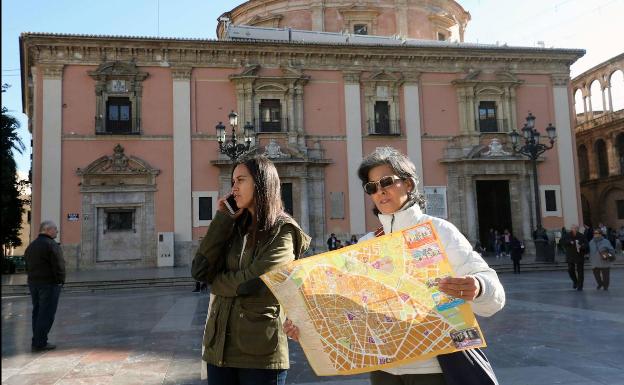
[360,203,506,375]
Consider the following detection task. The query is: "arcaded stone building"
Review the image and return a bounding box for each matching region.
[20,0,585,270]
[572,53,624,230]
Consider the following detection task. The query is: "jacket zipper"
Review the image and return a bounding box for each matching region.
[239,234,247,269]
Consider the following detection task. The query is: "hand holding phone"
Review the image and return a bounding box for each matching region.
[224,194,239,215]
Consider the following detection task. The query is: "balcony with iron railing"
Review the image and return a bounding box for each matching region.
[475,118,509,133]
[255,117,286,133]
[368,119,401,135]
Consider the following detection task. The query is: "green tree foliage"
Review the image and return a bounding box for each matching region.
[1,84,27,258]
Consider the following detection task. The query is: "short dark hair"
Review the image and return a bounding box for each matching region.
[357,147,426,214]
[233,154,285,232]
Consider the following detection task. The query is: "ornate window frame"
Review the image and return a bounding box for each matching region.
[452,70,523,135]
[230,65,309,150]
[337,5,380,35]
[362,71,402,135]
[88,61,149,134]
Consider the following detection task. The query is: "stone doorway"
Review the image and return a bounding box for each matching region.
[76,144,160,269]
[281,183,294,216]
[476,180,513,247]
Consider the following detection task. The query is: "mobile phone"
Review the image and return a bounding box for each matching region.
[224,195,239,215]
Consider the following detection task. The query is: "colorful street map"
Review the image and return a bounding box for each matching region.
[260,221,486,376]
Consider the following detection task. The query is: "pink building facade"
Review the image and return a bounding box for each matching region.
[20,0,584,270]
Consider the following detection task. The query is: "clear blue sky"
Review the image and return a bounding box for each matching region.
[3,0,623,174]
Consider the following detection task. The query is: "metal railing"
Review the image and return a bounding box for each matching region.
[475,118,509,133]
[368,119,401,135]
[255,118,286,133]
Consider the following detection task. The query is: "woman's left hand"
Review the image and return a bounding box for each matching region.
[438,276,480,301]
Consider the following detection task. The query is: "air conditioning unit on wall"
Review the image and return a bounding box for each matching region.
[157,232,174,267]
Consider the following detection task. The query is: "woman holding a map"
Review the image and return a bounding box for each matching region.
[284,147,505,385]
[192,155,311,385]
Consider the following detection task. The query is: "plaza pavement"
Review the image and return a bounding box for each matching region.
[2,268,623,385]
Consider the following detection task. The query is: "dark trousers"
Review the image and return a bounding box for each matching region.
[207,364,287,385]
[593,268,610,289]
[29,283,61,348]
[567,262,584,288]
[512,260,521,273]
[370,371,447,385]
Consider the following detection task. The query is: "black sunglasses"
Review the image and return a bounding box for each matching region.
[363,175,403,195]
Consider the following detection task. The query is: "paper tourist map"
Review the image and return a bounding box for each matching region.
[260,221,486,376]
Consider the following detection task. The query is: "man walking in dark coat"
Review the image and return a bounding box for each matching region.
[24,221,65,352]
[562,225,587,291]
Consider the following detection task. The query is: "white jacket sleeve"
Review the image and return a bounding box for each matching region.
[435,218,506,317]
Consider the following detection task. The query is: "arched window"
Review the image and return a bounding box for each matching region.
[577,144,589,181]
[589,79,603,116]
[617,133,624,175]
[595,139,609,178]
[574,89,585,123]
[610,70,624,111]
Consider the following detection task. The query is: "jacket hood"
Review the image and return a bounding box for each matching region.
[274,214,311,259]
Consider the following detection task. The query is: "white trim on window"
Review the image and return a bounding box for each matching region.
[539,185,561,217]
[192,191,219,227]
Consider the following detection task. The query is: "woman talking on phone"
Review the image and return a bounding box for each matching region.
[284,147,505,385]
[192,154,310,385]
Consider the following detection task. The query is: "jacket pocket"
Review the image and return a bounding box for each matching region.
[235,303,280,356]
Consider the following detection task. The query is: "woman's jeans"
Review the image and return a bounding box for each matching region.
[207,364,287,385]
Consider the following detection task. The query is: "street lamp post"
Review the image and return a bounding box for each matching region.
[509,112,557,261]
[216,111,255,162]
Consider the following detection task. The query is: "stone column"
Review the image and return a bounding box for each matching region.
[395,0,409,38]
[551,74,581,228]
[343,71,366,235]
[30,66,39,242]
[588,142,599,180]
[299,176,310,234]
[606,136,619,176]
[310,1,325,31]
[606,85,614,112]
[172,67,193,244]
[587,92,594,120]
[41,64,64,239]
[403,73,424,192]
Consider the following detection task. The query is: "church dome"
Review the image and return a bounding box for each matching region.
[217,0,470,42]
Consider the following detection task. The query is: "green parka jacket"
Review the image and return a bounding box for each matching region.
[191,210,310,370]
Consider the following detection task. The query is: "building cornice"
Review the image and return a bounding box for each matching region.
[20,33,584,118]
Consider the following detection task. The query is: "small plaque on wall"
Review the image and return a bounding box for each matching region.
[330,192,345,219]
[424,187,447,219]
[67,213,80,222]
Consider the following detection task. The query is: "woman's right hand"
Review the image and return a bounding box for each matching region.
[216,195,244,219]
[283,318,300,342]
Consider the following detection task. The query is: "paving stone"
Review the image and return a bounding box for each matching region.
[2,269,623,384]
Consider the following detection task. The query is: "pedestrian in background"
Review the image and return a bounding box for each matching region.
[326,233,338,251]
[562,225,587,291]
[503,229,511,257]
[509,235,524,274]
[24,221,65,352]
[192,281,208,293]
[348,234,358,246]
[617,225,624,252]
[589,229,615,291]
[494,230,502,259]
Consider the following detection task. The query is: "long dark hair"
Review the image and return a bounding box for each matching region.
[357,147,426,215]
[233,154,284,232]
